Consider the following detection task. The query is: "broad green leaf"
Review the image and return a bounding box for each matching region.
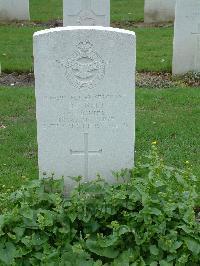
[177,254,189,264]
[118,225,131,236]
[21,236,32,248]
[149,208,162,216]
[150,245,159,256]
[86,239,119,258]
[33,252,43,260]
[150,262,158,266]
[97,235,118,248]
[68,211,77,222]
[0,215,5,236]
[169,241,182,252]
[13,227,25,240]
[0,242,16,265]
[184,237,200,255]
[21,208,34,220]
[159,260,173,266]
[31,233,48,246]
[0,215,4,229]
[154,180,165,188]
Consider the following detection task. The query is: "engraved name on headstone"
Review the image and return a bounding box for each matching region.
[34,27,135,191]
[173,0,200,74]
[63,0,110,26]
[144,0,176,23]
[0,0,30,21]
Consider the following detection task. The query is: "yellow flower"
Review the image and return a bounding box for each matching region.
[152,141,157,145]
[185,161,189,164]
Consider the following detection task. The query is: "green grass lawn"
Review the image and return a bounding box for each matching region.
[0,25,173,73]
[135,27,173,72]
[0,86,199,191]
[30,0,144,22]
[0,26,42,73]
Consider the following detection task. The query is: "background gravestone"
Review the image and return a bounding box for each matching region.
[34,27,135,191]
[0,0,30,21]
[144,0,176,23]
[63,0,110,26]
[173,0,200,74]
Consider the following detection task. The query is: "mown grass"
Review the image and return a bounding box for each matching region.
[0,26,43,73]
[0,25,173,73]
[136,88,200,174]
[0,86,199,191]
[0,87,37,190]
[30,0,144,22]
[135,27,173,72]
[30,0,62,22]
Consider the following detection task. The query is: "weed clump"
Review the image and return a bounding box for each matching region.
[0,146,199,265]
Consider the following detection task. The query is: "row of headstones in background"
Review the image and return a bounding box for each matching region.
[0,0,30,21]
[173,0,200,74]
[34,27,136,191]
[0,0,110,25]
[144,0,200,75]
[144,0,176,23]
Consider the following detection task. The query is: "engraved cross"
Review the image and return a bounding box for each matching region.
[70,133,102,179]
[191,24,200,70]
[68,0,106,26]
[77,0,95,26]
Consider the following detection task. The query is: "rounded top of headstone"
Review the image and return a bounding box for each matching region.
[33,26,135,38]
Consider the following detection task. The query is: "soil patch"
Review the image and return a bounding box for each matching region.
[137,72,175,88]
[0,19,173,29]
[137,72,200,88]
[0,72,34,87]
[112,21,173,29]
[0,19,63,28]
[1,71,200,88]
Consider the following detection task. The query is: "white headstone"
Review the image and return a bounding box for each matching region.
[0,0,30,21]
[173,0,200,74]
[144,0,176,23]
[63,0,110,26]
[34,27,135,191]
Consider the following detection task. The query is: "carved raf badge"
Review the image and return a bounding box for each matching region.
[58,41,105,90]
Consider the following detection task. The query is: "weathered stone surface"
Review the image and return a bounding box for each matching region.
[63,0,110,26]
[33,27,135,191]
[144,0,175,23]
[173,0,200,74]
[0,0,30,21]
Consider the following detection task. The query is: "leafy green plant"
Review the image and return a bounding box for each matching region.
[0,145,199,265]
